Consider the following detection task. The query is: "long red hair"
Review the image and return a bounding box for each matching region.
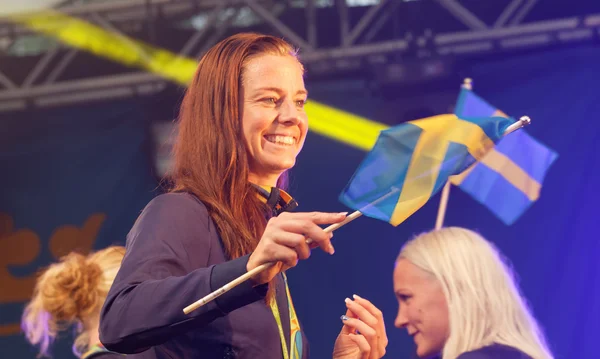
[171,33,301,263]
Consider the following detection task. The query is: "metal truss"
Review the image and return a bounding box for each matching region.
[1,0,599,112]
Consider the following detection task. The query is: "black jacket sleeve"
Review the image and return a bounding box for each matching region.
[99,193,267,354]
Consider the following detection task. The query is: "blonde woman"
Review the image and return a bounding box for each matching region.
[392,227,553,359]
[22,246,135,359]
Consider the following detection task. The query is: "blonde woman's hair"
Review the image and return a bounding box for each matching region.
[397,227,553,359]
[22,246,125,357]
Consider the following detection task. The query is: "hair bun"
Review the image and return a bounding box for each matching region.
[40,252,102,323]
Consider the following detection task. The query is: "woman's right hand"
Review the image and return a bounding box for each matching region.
[247,211,347,284]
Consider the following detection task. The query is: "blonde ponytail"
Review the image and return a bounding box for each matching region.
[22,246,125,357]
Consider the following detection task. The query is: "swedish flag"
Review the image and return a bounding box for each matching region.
[339,89,514,226]
[449,91,558,225]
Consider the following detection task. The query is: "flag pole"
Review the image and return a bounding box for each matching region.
[182,212,363,314]
[435,182,451,229]
[182,186,403,315]
[435,78,473,229]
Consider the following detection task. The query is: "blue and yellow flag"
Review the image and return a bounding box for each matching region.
[454,85,510,119]
[339,91,514,226]
[449,91,558,225]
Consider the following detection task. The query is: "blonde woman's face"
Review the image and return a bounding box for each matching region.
[393,258,449,358]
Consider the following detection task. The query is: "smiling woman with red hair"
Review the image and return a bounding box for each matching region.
[99,33,387,359]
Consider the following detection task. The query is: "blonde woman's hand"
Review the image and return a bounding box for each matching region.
[333,295,388,359]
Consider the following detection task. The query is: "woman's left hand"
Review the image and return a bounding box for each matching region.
[332,294,388,359]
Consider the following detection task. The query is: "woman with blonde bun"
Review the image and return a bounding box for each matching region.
[22,246,139,358]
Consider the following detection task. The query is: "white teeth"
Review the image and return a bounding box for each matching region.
[265,135,295,145]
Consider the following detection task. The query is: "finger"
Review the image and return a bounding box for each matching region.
[340,309,357,334]
[280,261,294,272]
[280,220,335,254]
[346,298,383,358]
[352,295,388,353]
[342,317,381,359]
[345,303,385,358]
[307,231,333,249]
[280,211,348,225]
[273,232,311,260]
[345,298,379,330]
[266,245,299,269]
[274,212,346,253]
[347,334,370,359]
[352,294,388,347]
[340,316,377,342]
[271,261,285,274]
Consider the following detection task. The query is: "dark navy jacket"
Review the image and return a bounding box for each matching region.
[99,192,309,359]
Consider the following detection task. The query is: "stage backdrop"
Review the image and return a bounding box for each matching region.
[0,99,160,357]
[1,45,599,359]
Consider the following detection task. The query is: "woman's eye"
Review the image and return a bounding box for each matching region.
[398,294,411,301]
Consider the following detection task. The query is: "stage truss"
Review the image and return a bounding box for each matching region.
[0,0,598,112]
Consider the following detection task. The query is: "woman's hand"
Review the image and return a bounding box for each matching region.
[247,211,347,284]
[333,295,388,359]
